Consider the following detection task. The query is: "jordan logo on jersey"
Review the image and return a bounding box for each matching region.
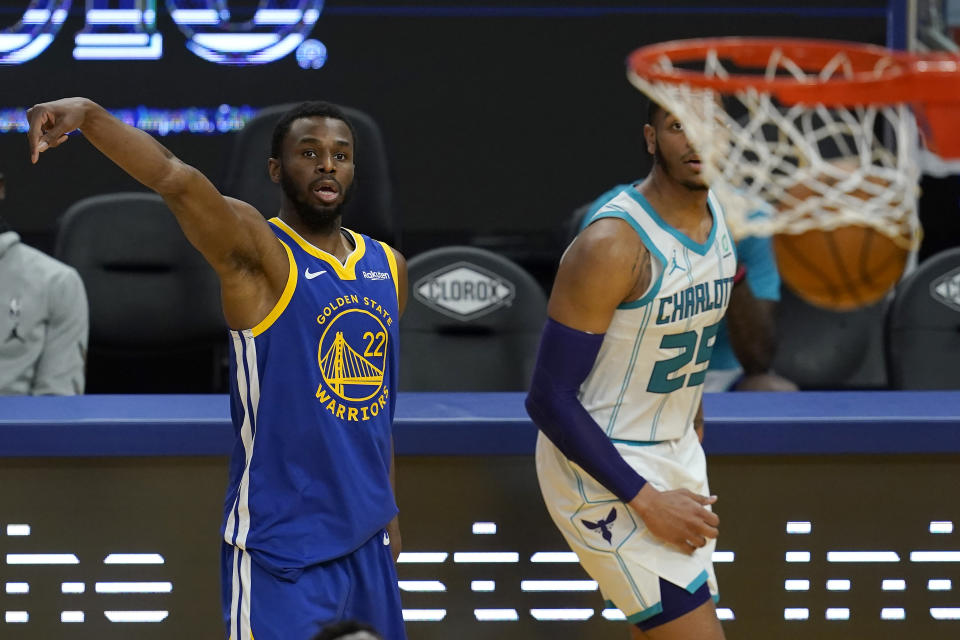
[582,507,618,545]
[314,293,393,422]
[667,249,686,276]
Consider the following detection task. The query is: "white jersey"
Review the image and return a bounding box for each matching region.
[579,187,737,443]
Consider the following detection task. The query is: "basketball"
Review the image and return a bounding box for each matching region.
[772,225,909,310]
[767,156,911,310]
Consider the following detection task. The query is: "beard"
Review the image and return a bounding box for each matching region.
[279,170,355,233]
[654,145,708,192]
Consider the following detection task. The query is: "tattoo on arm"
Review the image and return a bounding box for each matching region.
[633,245,653,295]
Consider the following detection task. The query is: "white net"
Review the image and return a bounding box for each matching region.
[628,45,922,247]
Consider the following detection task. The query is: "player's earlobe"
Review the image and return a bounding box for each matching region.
[643,124,656,156]
[267,157,281,184]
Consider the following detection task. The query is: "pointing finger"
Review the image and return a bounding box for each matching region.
[26,107,45,162]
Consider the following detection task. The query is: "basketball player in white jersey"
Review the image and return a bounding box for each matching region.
[526,101,735,639]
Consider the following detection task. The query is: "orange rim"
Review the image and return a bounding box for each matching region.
[628,37,960,106]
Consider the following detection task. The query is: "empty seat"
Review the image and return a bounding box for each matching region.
[772,287,888,390]
[400,246,547,391]
[886,247,960,389]
[55,193,226,393]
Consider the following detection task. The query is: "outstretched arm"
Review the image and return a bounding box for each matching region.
[527,218,719,554]
[26,98,287,330]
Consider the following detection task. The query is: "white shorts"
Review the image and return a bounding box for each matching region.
[535,428,718,623]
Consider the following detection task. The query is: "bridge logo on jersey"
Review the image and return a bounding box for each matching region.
[413,261,516,321]
[930,266,960,313]
[315,295,393,422]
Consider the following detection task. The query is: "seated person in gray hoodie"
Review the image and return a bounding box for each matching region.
[0,172,88,395]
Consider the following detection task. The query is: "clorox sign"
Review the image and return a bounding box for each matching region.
[414,262,516,321]
[930,266,960,313]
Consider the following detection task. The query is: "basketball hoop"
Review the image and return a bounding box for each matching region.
[627,37,960,246]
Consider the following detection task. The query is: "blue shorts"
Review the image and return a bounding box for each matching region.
[634,578,713,631]
[221,529,406,640]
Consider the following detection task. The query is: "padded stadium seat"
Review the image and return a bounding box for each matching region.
[400,246,547,391]
[55,193,227,393]
[220,102,400,247]
[885,247,960,389]
[771,287,888,390]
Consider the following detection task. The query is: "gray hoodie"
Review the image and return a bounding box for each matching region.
[0,231,88,395]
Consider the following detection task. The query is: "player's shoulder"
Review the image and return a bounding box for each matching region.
[225,195,269,223]
[567,216,648,272]
[581,183,637,230]
[344,229,405,264]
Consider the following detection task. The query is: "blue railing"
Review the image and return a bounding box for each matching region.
[1,391,958,457]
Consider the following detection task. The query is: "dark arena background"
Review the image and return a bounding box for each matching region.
[2,1,960,639]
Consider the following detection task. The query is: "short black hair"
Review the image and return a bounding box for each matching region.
[311,620,382,640]
[646,99,665,125]
[270,101,357,159]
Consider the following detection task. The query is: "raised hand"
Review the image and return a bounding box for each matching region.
[629,483,719,554]
[26,98,90,164]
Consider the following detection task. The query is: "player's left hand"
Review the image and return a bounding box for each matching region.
[387,515,402,563]
[629,484,719,555]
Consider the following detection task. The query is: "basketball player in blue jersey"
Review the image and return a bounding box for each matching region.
[526,100,731,639]
[26,98,408,640]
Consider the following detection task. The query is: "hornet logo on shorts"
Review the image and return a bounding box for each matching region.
[413,261,515,322]
[582,507,618,545]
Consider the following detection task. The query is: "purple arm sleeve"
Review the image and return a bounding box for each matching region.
[524,317,647,502]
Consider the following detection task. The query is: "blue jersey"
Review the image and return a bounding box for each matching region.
[222,218,400,575]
